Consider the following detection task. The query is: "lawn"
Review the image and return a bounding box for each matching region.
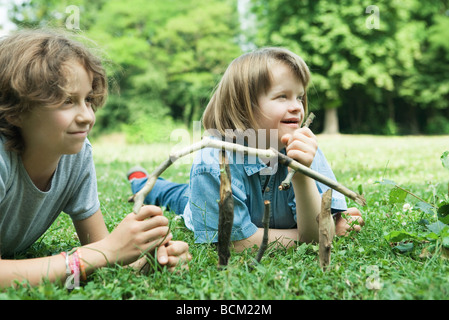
[1,134,449,300]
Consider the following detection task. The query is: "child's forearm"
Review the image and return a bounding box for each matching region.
[0,240,112,288]
[232,228,298,252]
[0,255,67,288]
[292,173,322,243]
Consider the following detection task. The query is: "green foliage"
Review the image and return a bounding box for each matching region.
[7,0,241,133]
[7,0,449,134]
[442,151,449,170]
[425,114,449,135]
[249,0,449,134]
[383,151,449,255]
[121,115,187,144]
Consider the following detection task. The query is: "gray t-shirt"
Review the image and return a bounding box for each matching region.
[0,136,100,257]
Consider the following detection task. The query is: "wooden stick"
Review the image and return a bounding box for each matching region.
[217,150,234,267]
[274,149,366,206]
[279,170,295,191]
[129,138,209,213]
[302,112,316,128]
[129,136,366,214]
[318,189,334,270]
[254,200,271,264]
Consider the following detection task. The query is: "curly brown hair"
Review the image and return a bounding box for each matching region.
[0,29,108,154]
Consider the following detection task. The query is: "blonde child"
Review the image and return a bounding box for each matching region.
[129,47,364,251]
[0,29,190,288]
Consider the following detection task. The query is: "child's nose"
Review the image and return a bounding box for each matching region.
[76,102,95,124]
[288,98,303,113]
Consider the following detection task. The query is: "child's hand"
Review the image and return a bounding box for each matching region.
[335,207,364,236]
[157,241,192,272]
[102,205,172,265]
[281,127,318,168]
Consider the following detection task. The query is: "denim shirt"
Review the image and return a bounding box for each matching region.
[182,144,347,244]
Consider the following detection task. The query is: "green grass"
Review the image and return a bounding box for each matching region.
[1,134,449,300]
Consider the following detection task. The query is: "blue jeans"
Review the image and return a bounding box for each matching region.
[130,177,189,215]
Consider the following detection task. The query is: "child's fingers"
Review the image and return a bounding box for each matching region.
[281,133,292,147]
[166,241,191,258]
[140,215,169,232]
[282,129,317,167]
[344,208,365,226]
[335,207,365,236]
[135,205,163,221]
[157,243,169,265]
[165,241,192,267]
[282,128,317,151]
[282,128,316,145]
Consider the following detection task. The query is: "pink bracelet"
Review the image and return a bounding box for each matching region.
[69,250,80,281]
[76,249,87,281]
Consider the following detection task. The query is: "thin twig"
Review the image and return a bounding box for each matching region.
[302,112,316,128]
[393,184,437,208]
[273,148,366,206]
[279,170,296,191]
[254,200,271,263]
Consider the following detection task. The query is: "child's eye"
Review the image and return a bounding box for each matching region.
[64,97,74,105]
[297,96,304,102]
[85,96,94,104]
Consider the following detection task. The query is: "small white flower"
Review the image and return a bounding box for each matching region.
[274,270,284,280]
[402,203,412,212]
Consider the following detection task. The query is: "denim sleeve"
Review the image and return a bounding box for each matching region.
[311,148,348,212]
[187,150,258,244]
[287,148,348,224]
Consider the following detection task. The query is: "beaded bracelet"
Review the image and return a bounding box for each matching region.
[60,252,71,277]
[69,250,80,282]
[61,249,87,284]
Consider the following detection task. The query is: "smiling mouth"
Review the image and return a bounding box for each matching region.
[68,131,89,136]
[281,119,299,125]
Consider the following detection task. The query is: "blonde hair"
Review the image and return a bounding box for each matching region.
[202,47,310,137]
[0,29,108,153]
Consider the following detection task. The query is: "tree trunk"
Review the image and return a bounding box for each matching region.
[322,108,340,134]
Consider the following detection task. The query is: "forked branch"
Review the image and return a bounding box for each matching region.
[129,136,366,214]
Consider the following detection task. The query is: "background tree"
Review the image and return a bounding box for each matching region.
[6,0,241,141]
[249,0,449,134]
[4,0,449,135]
